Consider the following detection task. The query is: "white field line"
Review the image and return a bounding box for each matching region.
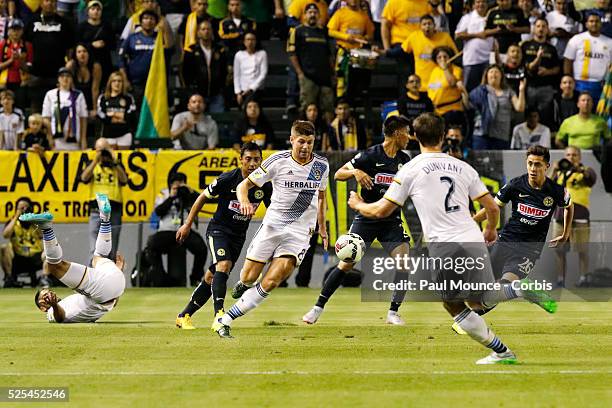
[1,370,611,376]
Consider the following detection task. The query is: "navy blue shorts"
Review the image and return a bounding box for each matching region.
[206,228,245,270]
[349,220,410,254]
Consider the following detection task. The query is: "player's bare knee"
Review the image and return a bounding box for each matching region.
[216,260,233,273]
[46,260,70,278]
[204,270,214,285]
[443,301,466,316]
[338,260,353,271]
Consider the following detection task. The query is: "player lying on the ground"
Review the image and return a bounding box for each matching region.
[26,194,126,323]
[174,142,272,330]
[348,113,556,364]
[303,116,412,326]
[212,120,329,338]
[469,145,573,320]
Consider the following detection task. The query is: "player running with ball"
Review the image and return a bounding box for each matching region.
[27,194,125,323]
[302,116,412,325]
[175,142,272,330]
[349,113,554,364]
[213,121,329,338]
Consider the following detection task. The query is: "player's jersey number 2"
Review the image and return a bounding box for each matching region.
[440,176,460,213]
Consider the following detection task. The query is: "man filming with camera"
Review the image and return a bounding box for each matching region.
[551,146,597,286]
[81,138,128,261]
[146,172,206,286]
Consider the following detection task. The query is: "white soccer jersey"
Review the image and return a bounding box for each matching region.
[564,32,612,82]
[384,153,488,242]
[0,111,24,150]
[248,151,329,235]
[47,294,116,323]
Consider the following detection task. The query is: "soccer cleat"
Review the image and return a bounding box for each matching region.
[302,306,323,324]
[176,314,196,330]
[211,317,233,338]
[386,310,406,326]
[19,212,53,229]
[210,310,225,331]
[96,193,112,221]
[476,350,518,365]
[520,278,558,314]
[451,322,467,335]
[231,281,249,299]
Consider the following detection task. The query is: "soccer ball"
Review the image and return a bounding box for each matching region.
[335,233,366,263]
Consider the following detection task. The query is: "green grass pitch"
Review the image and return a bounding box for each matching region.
[1,288,611,407]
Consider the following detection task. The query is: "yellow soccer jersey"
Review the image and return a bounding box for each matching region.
[427,65,464,115]
[382,0,431,44]
[327,7,374,50]
[402,31,458,91]
[91,165,123,203]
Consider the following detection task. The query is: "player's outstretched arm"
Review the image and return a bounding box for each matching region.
[176,191,207,243]
[317,191,328,250]
[237,178,256,216]
[550,202,574,247]
[348,191,397,219]
[476,193,500,244]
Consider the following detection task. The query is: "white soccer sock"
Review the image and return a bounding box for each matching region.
[481,283,520,308]
[41,228,63,264]
[94,220,112,257]
[454,308,509,353]
[221,283,269,326]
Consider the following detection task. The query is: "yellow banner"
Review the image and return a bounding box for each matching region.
[0,150,156,223]
[153,150,275,219]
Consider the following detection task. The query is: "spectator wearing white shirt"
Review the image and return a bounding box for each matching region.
[546,0,580,58]
[233,32,268,108]
[0,90,24,150]
[563,13,612,105]
[511,109,551,149]
[455,0,493,92]
[41,68,88,150]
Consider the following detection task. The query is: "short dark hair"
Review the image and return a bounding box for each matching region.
[431,46,455,62]
[526,145,550,163]
[168,172,187,187]
[16,196,32,208]
[291,120,315,137]
[412,113,445,147]
[383,115,410,138]
[420,14,434,23]
[140,9,160,24]
[335,98,350,107]
[240,142,262,157]
[534,17,548,26]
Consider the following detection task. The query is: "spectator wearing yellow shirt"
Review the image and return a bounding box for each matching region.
[556,92,610,149]
[381,0,431,89]
[327,0,374,103]
[551,146,598,286]
[427,46,467,134]
[402,15,458,92]
[2,197,44,288]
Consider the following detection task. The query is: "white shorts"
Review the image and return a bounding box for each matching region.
[107,133,133,148]
[246,224,312,266]
[61,260,125,303]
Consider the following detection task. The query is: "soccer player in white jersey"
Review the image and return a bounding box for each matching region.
[349,113,547,364]
[24,194,125,323]
[212,120,329,338]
